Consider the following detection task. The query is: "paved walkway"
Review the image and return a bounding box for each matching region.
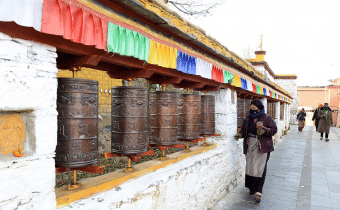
[212,125,340,210]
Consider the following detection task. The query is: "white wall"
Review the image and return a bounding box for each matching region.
[285,103,290,129]
[275,79,298,124]
[0,32,58,210]
[261,98,267,114]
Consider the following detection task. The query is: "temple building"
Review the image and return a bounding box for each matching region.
[246,38,298,125]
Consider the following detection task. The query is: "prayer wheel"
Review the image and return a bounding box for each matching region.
[111,86,148,155]
[178,94,201,139]
[56,78,99,168]
[149,91,179,145]
[200,95,216,135]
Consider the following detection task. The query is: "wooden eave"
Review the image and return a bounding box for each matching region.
[275,75,298,80]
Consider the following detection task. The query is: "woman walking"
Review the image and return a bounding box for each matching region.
[296,108,306,132]
[312,104,323,132]
[318,103,332,142]
[234,100,277,203]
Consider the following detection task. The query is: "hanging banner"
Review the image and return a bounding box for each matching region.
[42,0,108,50]
[231,75,242,88]
[223,70,234,84]
[211,66,223,83]
[256,85,261,94]
[177,51,196,74]
[108,22,150,61]
[187,55,197,75]
[252,83,257,93]
[241,78,248,90]
[197,58,212,79]
[246,79,253,92]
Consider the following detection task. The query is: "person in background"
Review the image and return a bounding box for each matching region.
[296,108,306,132]
[317,103,332,142]
[234,100,277,203]
[312,104,323,131]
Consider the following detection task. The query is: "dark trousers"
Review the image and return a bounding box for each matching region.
[245,153,270,193]
[315,119,319,131]
[321,133,329,138]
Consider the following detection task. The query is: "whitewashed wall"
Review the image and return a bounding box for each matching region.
[285,104,290,129]
[61,89,246,210]
[261,98,267,114]
[0,32,58,210]
[275,79,298,124]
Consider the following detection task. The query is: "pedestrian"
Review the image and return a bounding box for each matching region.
[317,103,332,142]
[234,100,277,203]
[312,104,323,131]
[296,108,306,131]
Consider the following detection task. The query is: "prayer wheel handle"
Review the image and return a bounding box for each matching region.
[256,121,263,130]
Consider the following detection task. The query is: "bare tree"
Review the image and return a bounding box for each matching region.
[160,0,226,17]
[242,45,255,59]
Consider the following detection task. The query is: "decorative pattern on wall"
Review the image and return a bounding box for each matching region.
[0,114,26,155]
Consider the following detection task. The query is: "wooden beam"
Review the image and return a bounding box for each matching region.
[239,93,247,98]
[194,85,222,92]
[106,69,154,80]
[146,77,183,84]
[57,55,102,70]
[173,82,206,89]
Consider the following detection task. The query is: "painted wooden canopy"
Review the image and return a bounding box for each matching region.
[0,0,292,103]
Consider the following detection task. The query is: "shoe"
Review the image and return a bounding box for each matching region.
[254,192,261,203]
[326,138,329,142]
[249,191,256,195]
[320,137,323,140]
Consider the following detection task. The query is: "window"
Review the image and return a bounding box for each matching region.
[267,102,276,119]
[280,103,284,120]
[237,98,251,128]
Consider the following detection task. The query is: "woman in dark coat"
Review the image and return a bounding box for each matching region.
[312,104,323,131]
[317,103,332,142]
[296,108,306,131]
[234,100,277,203]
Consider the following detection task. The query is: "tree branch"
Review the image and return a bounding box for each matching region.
[168,0,226,17]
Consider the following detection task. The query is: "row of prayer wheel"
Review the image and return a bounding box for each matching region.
[55,78,215,168]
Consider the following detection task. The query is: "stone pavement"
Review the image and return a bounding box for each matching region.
[212,125,340,210]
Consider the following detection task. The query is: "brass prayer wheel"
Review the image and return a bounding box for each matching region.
[178,94,201,139]
[201,95,215,135]
[111,86,148,155]
[149,91,179,145]
[56,78,99,168]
